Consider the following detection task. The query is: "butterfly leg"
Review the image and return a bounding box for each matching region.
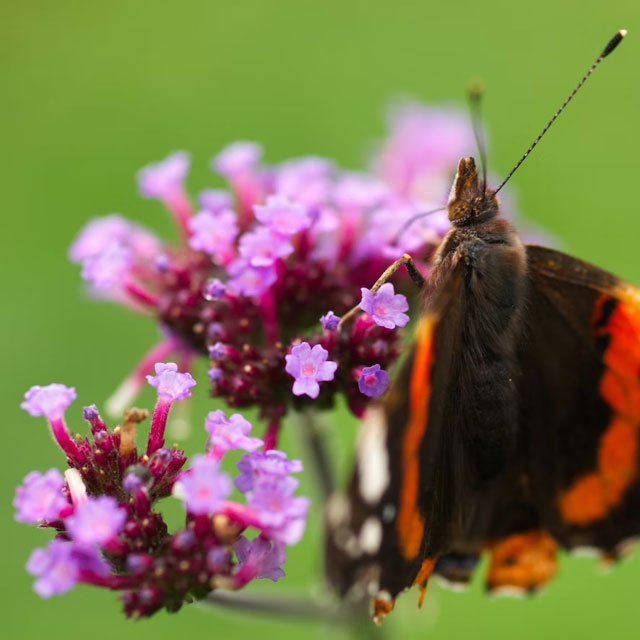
[485,530,558,594]
[339,253,425,328]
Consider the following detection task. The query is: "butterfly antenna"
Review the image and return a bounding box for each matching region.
[392,205,447,243]
[494,29,627,195]
[468,80,488,193]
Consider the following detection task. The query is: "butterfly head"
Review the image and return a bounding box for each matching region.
[447,157,498,226]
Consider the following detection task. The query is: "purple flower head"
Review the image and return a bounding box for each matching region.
[202,277,226,300]
[26,540,109,598]
[253,195,312,236]
[199,189,233,213]
[14,469,68,524]
[235,449,303,493]
[205,409,263,458]
[226,259,277,297]
[358,364,390,397]
[284,342,337,399]
[21,384,76,420]
[359,283,410,329]
[320,310,340,331]
[69,215,132,263]
[65,495,126,546]
[208,342,227,360]
[247,478,310,545]
[238,225,294,267]
[146,362,196,401]
[234,536,286,582]
[137,151,190,200]
[332,173,389,211]
[213,141,262,176]
[80,241,132,289]
[274,156,332,206]
[173,455,232,516]
[187,209,238,260]
[81,405,99,422]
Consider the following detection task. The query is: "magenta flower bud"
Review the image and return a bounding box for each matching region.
[234,536,286,584]
[146,362,196,402]
[212,141,262,177]
[359,283,410,329]
[357,364,390,397]
[202,278,227,300]
[284,342,337,399]
[320,310,340,331]
[253,195,312,236]
[235,450,303,493]
[26,540,109,598]
[187,209,238,262]
[207,546,231,573]
[14,469,68,524]
[238,225,294,267]
[21,384,76,420]
[204,409,263,460]
[172,455,232,516]
[65,496,127,546]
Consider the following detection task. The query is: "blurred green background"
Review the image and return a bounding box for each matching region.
[3,0,640,637]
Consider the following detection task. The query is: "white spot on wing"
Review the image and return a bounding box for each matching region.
[357,406,389,504]
[359,517,383,554]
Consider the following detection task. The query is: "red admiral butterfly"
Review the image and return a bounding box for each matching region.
[325,30,636,623]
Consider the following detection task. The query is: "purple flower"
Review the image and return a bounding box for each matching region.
[68,215,132,263]
[274,157,332,206]
[208,367,223,382]
[202,277,227,300]
[320,310,340,331]
[332,173,389,211]
[238,225,294,267]
[212,141,262,176]
[173,455,232,515]
[21,384,76,420]
[123,472,144,493]
[234,536,286,582]
[247,477,310,544]
[284,342,337,399]
[65,496,126,546]
[26,539,109,598]
[253,195,312,235]
[205,409,263,459]
[187,209,238,261]
[226,259,277,297]
[137,151,190,200]
[359,283,410,329]
[14,469,68,524]
[199,189,233,213]
[235,449,303,493]
[358,364,390,397]
[146,362,196,401]
[80,241,132,289]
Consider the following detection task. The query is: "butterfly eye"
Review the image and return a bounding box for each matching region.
[448,200,472,223]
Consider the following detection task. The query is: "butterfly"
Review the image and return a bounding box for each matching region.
[324,29,639,622]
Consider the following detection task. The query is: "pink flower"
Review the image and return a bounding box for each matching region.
[65,496,127,546]
[284,342,337,399]
[173,455,232,516]
[359,283,410,329]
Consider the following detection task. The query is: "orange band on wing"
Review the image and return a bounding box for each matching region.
[413,557,436,607]
[559,297,640,525]
[396,314,436,560]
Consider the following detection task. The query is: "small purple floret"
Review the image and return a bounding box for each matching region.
[358,364,390,397]
[235,450,303,493]
[359,283,410,329]
[69,215,132,263]
[187,209,238,259]
[284,342,337,399]
[14,469,68,524]
[21,384,77,420]
[80,241,132,289]
[205,410,263,458]
[65,496,127,546]
[26,539,109,598]
[198,189,233,213]
[137,151,190,200]
[234,536,286,582]
[202,278,226,300]
[226,259,277,297]
[238,225,294,267]
[212,141,262,176]
[146,362,196,402]
[320,310,340,331]
[173,455,232,516]
[253,195,312,236]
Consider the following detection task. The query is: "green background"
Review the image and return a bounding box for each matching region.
[3,0,640,638]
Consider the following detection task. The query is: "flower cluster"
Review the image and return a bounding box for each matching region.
[68,103,479,444]
[15,365,308,617]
